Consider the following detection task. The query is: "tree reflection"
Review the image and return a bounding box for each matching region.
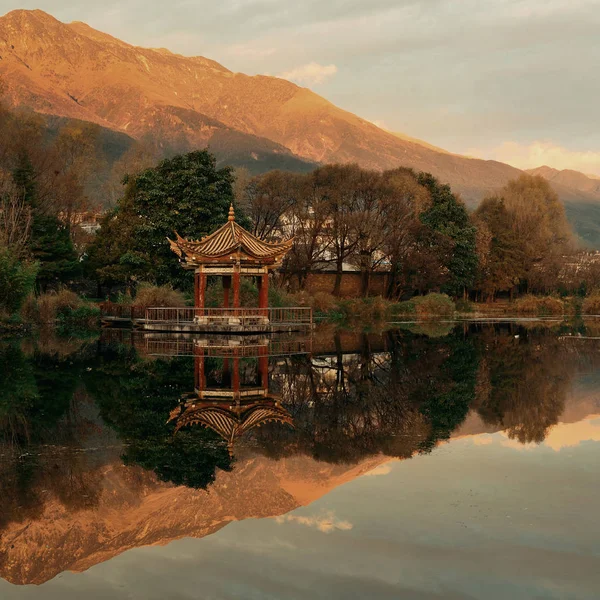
[251,330,479,462]
[0,340,101,533]
[474,329,572,444]
[85,343,233,489]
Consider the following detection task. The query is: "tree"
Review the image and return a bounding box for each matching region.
[0,248,38,314]
[87,150,246,291]
[473,197,525,300]
[244,170,303,239]
[498,174,572,291]
[12,153,79,291]
[380,168,433,297]
[418,173,478,297]
[312,165,363,296]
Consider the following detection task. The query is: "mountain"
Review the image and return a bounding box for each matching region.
[0,451,388,586]
[525,166,600,247]
[526,166,600,196]
[1,9,600,243]
[0,8,521,201]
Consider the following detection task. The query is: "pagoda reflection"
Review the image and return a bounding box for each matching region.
[166,335,308,456]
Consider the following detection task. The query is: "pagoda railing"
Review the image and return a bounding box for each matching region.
[144,307,313,326]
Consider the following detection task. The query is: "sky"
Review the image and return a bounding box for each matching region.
[1,0,599,174]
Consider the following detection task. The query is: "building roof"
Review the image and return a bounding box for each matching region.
[168,204,294,267]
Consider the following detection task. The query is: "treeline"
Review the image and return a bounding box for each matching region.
[2,135,596,318]
[86,150,584,301]
[241,165,577,299]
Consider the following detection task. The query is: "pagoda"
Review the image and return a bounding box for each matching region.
[168,339,294,456]
[168,205,293,313]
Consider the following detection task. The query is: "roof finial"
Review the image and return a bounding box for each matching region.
[228,204,235,222]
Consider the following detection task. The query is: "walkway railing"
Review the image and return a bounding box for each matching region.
[100,302,147,320]
[143,307,313,326]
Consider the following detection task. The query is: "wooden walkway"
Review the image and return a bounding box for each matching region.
[100,304,313,334]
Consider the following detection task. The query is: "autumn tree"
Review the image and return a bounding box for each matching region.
[283,174,333,288]
[473,197,524,300]
[311,165,364,296]
[497,175,572,291]
[244,170,304,239]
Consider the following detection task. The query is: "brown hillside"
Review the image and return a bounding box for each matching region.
[527,166,600,197]
[0,9,521,203]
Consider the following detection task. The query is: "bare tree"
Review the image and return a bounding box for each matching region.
[0,174,32,254]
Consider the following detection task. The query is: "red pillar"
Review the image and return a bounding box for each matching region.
[232,269,241,308]
[195,271,206,309]
[222,275,231,308]
[258,273,269,310]
[232,355,240,401]
[194,349,205,392]
[259,352,268,390]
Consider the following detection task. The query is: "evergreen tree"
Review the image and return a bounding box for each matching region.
[418,172,478,297]
[87,150,247,291]
[12,153,79,291]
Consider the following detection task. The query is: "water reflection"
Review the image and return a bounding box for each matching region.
[169,337,295,456]
[0,322,599,586]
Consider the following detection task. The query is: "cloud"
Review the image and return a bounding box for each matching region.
[363,464,392,477]
[468,141,600,176]
[277,62,338,86]
[544,417,600,451]
[490,416,600,452]
[275,511,352,533]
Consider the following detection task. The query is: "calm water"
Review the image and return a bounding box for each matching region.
[0,322,599,599]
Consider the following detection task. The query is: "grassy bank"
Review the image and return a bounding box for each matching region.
[16,290,101,335]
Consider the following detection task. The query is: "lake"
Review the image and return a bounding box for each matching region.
[0,321,599,599]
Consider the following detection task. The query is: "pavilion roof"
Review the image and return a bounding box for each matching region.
[168,205,293,265]
[169,400,294,455]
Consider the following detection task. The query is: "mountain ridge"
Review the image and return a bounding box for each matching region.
[1,9,600,243]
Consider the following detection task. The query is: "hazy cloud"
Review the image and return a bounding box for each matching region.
[275,511,353,533]
[470,142,600,176]
[363,464,393,476]
[278,62,338,86]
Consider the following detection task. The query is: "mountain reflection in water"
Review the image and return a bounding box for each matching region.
[0,322,599,589]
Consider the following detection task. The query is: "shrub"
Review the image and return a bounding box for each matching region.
[326,297,391,324]
[205,278,261,308]
[0,248,38,314]
[285,290,338,313]
[455,298,474,313]
[392,300,416,316]
[268,285,294,308]
[310,292,339,313]
[56,304,101,333]
[412,293,455,319]
[37,289,82,324]
[582,293,600,315]
[514,295,564,316]
[133,283,186,308]
[20,294,40,323]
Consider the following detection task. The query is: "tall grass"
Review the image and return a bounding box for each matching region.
[20,289,100,331]
[513,295,564,316]
[132,283,187,307]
